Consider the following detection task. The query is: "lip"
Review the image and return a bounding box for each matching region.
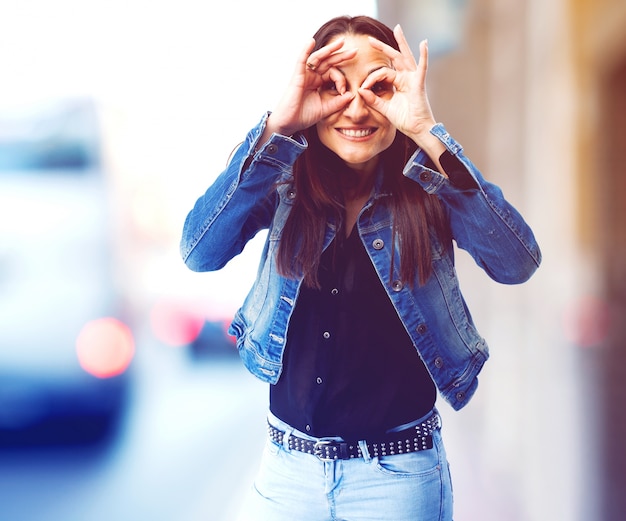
[336,127,377,140]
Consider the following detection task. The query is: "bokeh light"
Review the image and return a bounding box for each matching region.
[76,317,135,377]
[149,297,206,347]
[562,295,612,348]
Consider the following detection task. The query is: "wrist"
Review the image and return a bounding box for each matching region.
[408,123,448,177]
[266,113,298,138]
[409,125,445,158]
[255,115,294,153]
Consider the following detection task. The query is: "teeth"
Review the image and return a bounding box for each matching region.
[339,128,374,138]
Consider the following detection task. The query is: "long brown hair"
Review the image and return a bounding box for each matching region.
[276,15,448,288]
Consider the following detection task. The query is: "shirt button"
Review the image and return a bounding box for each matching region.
[267,144,278,154]
[434,356,444,368]
[286,187,296,199]
[372,239,384,250]
[456,391,466,402]
[417,324,427,334]
[419,171,432,182]
[323,331,331,339]
[316,377,323,385]
[391,280,403,292]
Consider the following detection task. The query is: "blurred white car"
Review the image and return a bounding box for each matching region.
[0,98,134,446]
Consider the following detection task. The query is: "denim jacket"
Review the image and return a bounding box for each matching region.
[181,113,541,411]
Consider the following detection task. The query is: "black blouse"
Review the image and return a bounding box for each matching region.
[270,226,437,440]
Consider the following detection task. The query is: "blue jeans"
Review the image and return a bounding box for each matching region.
[237,410,454,521]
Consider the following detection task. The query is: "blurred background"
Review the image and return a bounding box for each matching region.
[0,0,624,519]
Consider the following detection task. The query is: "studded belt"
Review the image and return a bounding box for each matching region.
[267,411,441,461]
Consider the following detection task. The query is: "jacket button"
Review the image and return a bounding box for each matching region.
[391,280,403,292]
[434,356,443,368]
[372,239,384,250]
[286,187,296,199]
[417,324,427,334]
[419,171,432,182]
[267,144,278,154]
[456,391,466,402]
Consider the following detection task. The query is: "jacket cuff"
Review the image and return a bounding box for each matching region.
[240,113,308,173]
[403,124,479,193]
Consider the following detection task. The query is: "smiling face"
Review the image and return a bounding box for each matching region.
[315,33,396,176]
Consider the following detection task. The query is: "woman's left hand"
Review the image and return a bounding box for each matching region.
[358,25,438,148]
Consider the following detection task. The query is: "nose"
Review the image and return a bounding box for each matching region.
[343,91,369,121]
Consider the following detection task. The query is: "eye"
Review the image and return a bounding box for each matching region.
[320,81,339,95]
[370,81,393,95]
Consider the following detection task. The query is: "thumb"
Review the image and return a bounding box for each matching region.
[358,88,388,116]
[323,91,355,116]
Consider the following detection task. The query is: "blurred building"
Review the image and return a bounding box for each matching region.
[379,0,626,520]
[571,2,626,520]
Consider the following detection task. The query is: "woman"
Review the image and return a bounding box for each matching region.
[181,15,541,521]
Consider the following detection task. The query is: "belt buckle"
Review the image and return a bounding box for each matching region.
[313,440,338,461]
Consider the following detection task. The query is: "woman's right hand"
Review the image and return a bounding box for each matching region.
[263,38,357,138]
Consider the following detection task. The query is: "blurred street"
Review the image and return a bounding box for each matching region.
[1,0,625,519]
[0,331,268,521]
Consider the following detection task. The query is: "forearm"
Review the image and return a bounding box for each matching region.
[405,124,541,284]
[180,142,272,272]
[181,114,307,272]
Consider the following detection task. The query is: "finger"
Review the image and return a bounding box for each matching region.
[393,24,418,67]
[367,37,414,73]
[367,35,401,63]
[367,25,419,72]
[298,38,317,70]
[305,37,346,72]
[309,49,357,77]
[418,39,429,70]
[359,67,396,91]
[322,91,355,117]
[417,39,429,86]
[357,87,389,116]
[319,47,358,72]
[327,67,347,95]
